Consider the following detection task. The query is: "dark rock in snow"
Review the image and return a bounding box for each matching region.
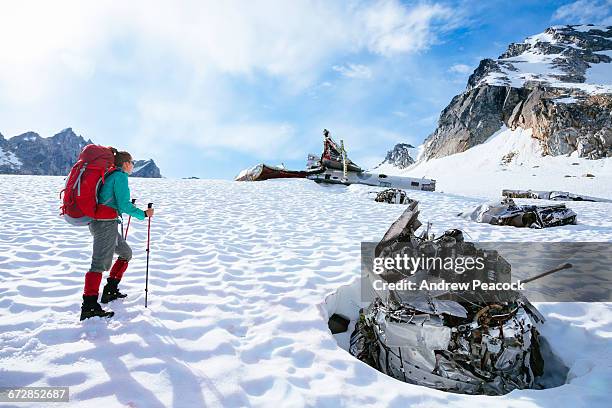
[328,313,350,334]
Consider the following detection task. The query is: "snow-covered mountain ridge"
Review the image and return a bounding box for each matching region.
[0,128,162,178]
[405,25,612,163]
[469,24,612,93]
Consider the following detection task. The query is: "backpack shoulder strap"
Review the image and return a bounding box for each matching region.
[95,168,119,204]
[104,168,119,179]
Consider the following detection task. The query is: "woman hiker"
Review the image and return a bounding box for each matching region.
[81,150,155,321]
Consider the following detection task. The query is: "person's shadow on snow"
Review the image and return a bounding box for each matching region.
[51,314,227,407]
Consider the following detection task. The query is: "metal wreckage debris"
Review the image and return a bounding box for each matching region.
[373,188,415,205]
[349,200,566,395]
[460,197,577,228]
[502,189,612,203]
[236,129,437,191]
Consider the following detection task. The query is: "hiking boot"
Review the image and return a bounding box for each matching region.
[101,278,128,304]
[80,295,114,321]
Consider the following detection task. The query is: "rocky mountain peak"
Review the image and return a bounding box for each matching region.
[13,131,42,142]
[418,24,612,163]
[377,143,416,169]
[50,128,91,147]
[132,159,162,178]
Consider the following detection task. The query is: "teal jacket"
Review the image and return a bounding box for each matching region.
[97,170,146,220]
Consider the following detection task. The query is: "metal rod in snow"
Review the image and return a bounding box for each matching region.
[521,263,573,285]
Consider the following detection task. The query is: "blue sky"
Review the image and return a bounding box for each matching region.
[0,0,611,179]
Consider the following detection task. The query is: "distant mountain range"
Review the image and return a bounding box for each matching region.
[0,128,162,178]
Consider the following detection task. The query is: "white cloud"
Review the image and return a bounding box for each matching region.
[323,123,406,151]
[552,0,612,25]
[0,1,463,97]
[416,114,439,126]
[0,0,466,161]
[332,64,373,79]
[134,98,301,160]
[360,1,462,56]
[448,63,472,74]
[357,154,387,170]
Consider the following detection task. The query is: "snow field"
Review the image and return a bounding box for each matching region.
[0,175,610,407]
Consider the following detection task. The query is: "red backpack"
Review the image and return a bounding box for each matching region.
[60,145,119,225]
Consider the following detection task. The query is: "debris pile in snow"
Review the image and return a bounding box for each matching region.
[349,201,557,395]
[502,189,612,202]
[460,198,577,228]
[373,188,413,204]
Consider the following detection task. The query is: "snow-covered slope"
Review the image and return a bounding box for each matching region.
[0,175,610,407]
[0,147,22,168]
[379,127,612,199]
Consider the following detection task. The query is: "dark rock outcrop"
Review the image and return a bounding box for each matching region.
[422,86,530,159]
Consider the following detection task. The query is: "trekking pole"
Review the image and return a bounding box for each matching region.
[145,202,153,308]
[124,198,137,239]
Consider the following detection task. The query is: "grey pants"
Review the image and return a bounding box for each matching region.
[89,220,132,272]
